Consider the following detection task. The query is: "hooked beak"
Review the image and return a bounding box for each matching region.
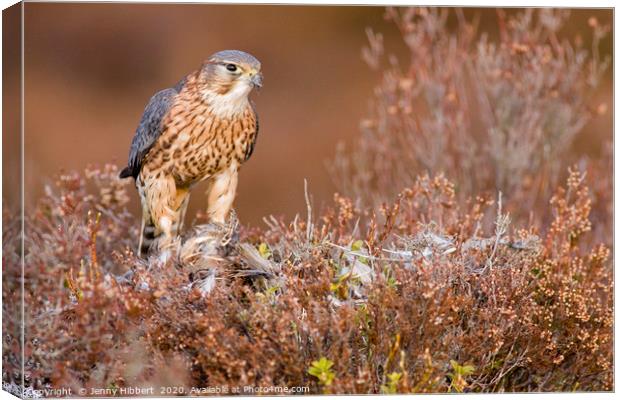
[250,72,263,89]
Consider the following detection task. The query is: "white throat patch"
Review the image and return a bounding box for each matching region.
[203,82,251,119]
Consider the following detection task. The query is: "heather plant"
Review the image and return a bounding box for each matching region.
[331,8,610,224]
[2,163,612,394]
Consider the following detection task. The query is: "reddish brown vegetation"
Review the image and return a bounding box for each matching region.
[2,162,612,394]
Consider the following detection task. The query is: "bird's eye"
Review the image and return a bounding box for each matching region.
[226,64,237,72]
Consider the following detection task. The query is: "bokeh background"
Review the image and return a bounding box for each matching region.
[3,3,612,226]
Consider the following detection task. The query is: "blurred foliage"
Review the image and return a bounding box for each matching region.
[331,8,611,228]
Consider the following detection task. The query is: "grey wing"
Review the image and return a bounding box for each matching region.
[119,87,179,179]
[244,101,260,161]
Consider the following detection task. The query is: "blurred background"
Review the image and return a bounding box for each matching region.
[3,3,612,226]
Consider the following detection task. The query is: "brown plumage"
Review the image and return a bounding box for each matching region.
[119,50,262,256]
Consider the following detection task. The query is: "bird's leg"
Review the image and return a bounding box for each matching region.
[176,191,191,234]
[144,176,188,252]
[205,163,239,225]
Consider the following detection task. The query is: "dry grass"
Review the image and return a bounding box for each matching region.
[2,7,612,396]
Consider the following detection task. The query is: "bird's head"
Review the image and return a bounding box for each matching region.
[200,50,262,116]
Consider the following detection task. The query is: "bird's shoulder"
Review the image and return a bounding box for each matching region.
[119,75,191,179]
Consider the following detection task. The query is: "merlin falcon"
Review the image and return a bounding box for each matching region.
[119,50,262,256]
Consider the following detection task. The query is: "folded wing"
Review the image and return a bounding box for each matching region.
[119,78,186,179]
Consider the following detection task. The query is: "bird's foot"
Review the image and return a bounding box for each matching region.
[218,210,240,256]
[151,235,182,265]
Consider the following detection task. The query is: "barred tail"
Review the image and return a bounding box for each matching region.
[137,189,190,258]
[138,216,158,257]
